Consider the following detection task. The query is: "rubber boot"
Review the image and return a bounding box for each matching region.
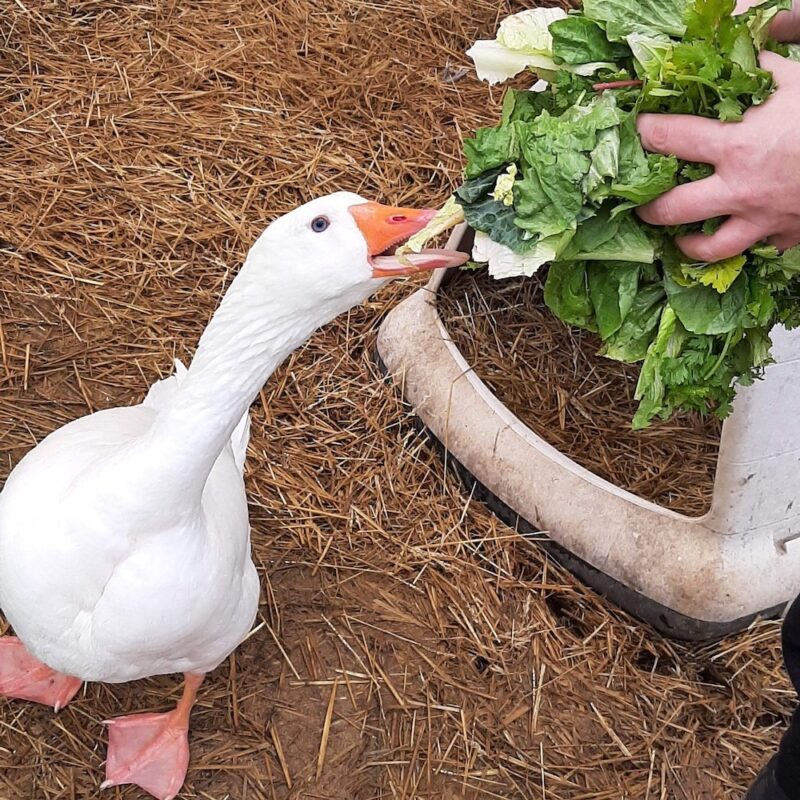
[745,756,792,799]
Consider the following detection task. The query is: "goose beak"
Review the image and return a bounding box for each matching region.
[349,201,469,278]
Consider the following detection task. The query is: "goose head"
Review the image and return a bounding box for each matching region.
[246,192,469,314]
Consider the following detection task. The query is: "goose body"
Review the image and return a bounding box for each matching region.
[0,361,257,683]
[0,191,468,799]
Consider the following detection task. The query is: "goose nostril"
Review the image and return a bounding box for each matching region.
[389,215,408,223]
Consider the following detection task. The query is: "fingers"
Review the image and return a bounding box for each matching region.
[769,233,800,252]
[637,114,730,164]
[637,175,734,226]
[759,50,800,84]
[677,217,765,262]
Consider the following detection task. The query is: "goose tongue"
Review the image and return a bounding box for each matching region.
[370,248,470,277]
[349,201,469,278]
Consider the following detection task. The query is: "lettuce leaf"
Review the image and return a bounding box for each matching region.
[550,16,632,64]
[602,283,666,361]
[544,261,597,330]
[665,271,748,334]
[560,210,655,263]
[463,125,521,180]
[582,0,692,40]
[588,261,640,338]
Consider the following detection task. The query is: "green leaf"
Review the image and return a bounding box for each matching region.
[684,0,736,42]
[551,71,598,108]
[455,168,506,204]
[698,255,746,292]
[562,210,656,263]
[629,310,744,428]
[729,28,757,73]
[680,254,746,293]
[501,88,556,124]
[544,261,596,330]
[680,162,714,182]
[716,96,744,121]
[610,155,679,205]
[741,0,793,49]
[602,283,667,361]
[460,195,533,255]
[632,306,682,428]
[665,271,749,334]
[743,326,774,369]
[550,16,631,65]
[776,245,800,275]
[747,275,778,326]
[583,126,621,197]
[512,96,623,238]
[452,0,796,428]
[456,172,535,254]
[582,0,692,40]
[702,216,725,235]
[588,261,640,339]
[514,163,587,239]
[627,33,673,80]
[463,125,521,179]
[609,114,679,204]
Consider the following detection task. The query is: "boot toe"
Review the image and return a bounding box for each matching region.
[745,757,792,800]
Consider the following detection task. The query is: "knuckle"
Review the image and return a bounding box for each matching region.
[720,173,758,214]
[726,137,749,164]
[649,194,679,225]
[722,134,755,173]
[653,198,674,224]
[749,189,771,213]
[730,182,766,214]
[644,118,672,152]
[691,240,720,261]
[680,233,729,262]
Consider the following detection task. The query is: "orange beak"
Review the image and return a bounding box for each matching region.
[350,201,433,252]
[349,201,469,278]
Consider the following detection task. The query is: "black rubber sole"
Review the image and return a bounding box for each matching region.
[374,347,783,642]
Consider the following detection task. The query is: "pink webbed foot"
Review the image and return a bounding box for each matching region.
[101,673,204,800]
[102,711,190,800]
[0,636,82,711]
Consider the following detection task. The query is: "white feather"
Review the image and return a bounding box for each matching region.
[0,192,381,685]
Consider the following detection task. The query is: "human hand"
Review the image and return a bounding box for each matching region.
[636,52,800,261]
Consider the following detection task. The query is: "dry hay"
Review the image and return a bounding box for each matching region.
[0,1,790,799]
[438,269,722,517]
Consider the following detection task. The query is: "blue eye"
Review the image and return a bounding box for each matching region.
[311,216,330,233]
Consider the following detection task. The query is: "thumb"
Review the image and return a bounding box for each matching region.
[759,50,800,86]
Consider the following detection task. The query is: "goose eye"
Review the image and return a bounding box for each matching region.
[311,216,330,233]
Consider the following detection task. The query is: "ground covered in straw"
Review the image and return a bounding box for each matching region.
[0,1,791,798]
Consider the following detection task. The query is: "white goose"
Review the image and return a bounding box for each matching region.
[0,192,467,800]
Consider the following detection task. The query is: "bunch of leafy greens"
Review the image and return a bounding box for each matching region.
[453,0,800,429]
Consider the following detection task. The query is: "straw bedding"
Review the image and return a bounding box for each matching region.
[0,1,790,798]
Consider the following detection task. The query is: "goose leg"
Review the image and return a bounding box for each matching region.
[0,636,82,711]
[101,672,204,800]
